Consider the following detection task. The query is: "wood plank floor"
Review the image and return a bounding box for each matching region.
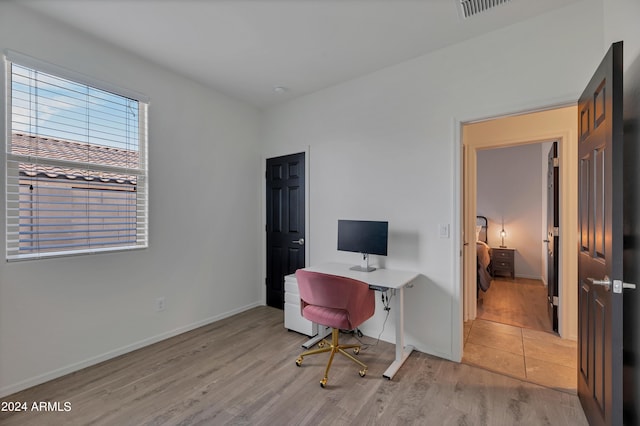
[477,277,552,332]
[0,306,587,425]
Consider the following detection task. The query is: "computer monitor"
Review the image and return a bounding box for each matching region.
[337,219,388,272]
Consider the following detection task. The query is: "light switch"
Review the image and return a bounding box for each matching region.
[439,224,450,239]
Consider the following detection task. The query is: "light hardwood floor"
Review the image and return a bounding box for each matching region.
[477,277,552,331]
[1,306,587,425]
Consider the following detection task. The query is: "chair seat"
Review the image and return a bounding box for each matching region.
[302,305,352,330]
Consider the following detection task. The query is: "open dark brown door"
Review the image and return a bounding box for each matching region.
[577,41,623,426]
[266,153,305,309]
[546,141,559,332]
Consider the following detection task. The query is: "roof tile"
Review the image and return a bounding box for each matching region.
[12,133,138,185]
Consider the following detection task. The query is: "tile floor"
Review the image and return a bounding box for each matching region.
[463,319,577,393]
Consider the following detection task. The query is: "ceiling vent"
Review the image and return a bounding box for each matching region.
[458,0,513,19]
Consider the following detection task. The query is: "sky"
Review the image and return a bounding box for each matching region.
[11,63,139,153]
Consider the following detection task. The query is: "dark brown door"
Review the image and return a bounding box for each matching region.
[266,152,305,309]
[546,141,559,332]
[577,41,623,426]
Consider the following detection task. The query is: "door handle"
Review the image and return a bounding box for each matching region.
[586,275,611,291]
[292,238,305,245]
[543,239,550,243]
[613,279,636,293]
[586,276,637,293]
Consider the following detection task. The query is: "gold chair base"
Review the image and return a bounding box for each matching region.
[295,328,367,388]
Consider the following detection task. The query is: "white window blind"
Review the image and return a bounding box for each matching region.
[5,51,148,260]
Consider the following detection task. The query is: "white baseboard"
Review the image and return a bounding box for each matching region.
[412,342,454,363]
[0,301,263,398]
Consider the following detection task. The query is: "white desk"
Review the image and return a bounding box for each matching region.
[299,262,419,380]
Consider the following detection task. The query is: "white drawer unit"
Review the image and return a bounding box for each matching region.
[283,274,317,337]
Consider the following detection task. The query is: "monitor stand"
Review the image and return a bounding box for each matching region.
[350,253,376,272]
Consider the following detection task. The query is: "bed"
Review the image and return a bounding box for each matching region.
[476,216,492,292]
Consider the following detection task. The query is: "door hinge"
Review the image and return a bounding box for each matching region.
[553,157,559,168]
[553,227,559,237]
[553,296,559,306]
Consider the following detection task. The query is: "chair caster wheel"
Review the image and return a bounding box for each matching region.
[359,369,367,377]
[320,378,327,388]
[353,347,360,355]
[295,357,303,367]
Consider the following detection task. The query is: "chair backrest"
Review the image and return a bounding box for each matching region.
[295,269,375,329]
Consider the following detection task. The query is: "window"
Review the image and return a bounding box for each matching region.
[5,51,148,260]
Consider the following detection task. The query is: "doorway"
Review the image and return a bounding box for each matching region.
[461,106,579,391]
[265,152,306,309]
[462,105,578,338]
[475,141,556,333]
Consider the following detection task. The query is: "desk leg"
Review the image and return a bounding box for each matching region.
[301,325,331,349]
[383,286,414,380]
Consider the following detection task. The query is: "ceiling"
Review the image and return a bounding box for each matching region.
[18,0,582,109]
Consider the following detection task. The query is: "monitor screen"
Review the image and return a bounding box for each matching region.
[337,220,388,256]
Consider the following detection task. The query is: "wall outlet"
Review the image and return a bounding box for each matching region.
[156,297,166,312]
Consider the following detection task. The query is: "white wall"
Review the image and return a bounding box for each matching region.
[477,144,544,280]
[261,0,604,361]
[604,0,640,64]
[0,3,263,396]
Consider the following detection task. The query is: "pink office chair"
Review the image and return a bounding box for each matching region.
[294,269,375,388]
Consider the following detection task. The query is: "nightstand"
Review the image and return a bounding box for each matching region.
[491,247,515,279]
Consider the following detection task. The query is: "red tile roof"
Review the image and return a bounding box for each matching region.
[11,133,138,185]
